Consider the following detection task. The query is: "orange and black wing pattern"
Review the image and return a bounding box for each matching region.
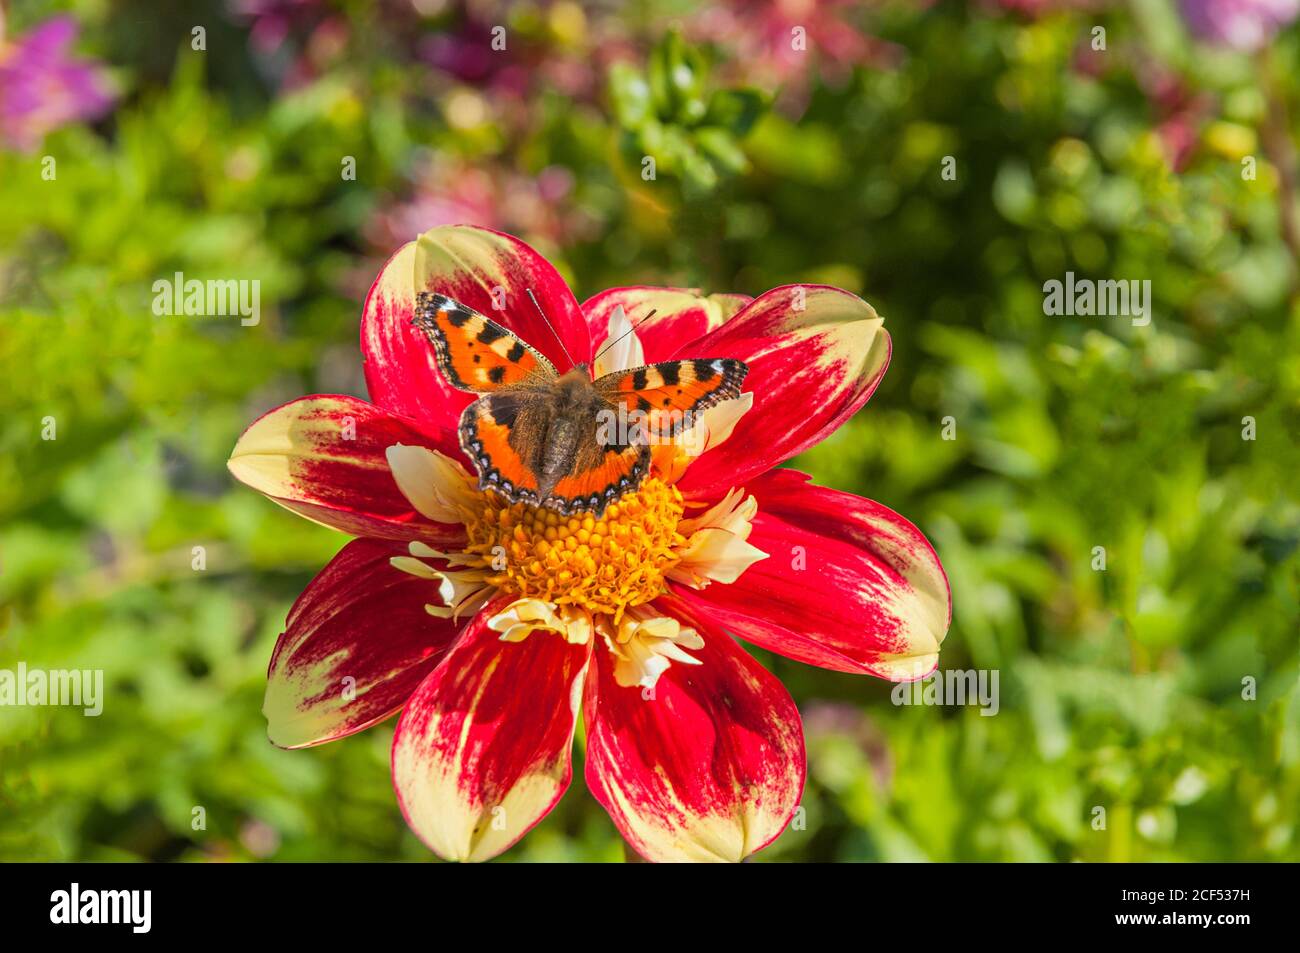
[459,390,652,517]
[458,392,549,504]
[594,358,748,439]
[414,292,556,393]
[543,440,651,516]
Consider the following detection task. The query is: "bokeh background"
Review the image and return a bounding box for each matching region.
[2,0,1297,862]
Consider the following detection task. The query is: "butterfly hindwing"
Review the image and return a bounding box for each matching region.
[543,432,651,516]
[594,358,748,439]
[415,291,556,393]
[458,391,553,503]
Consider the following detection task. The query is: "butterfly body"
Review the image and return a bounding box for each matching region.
[415,292,746,517]
[534,368,603,493]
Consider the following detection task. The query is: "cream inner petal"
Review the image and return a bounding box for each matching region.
[386,444,478,523]
[600,609,704,690]
[592,304,646,378]
[669,487,768,588]
[680,392,753,456]
[390,542,493,620]
[488,598,593,645]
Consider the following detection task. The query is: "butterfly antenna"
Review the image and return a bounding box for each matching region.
[526,288,577,368]
[591,309,657,365]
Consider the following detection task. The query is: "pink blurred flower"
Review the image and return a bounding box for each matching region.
[419,8,598,102]
[1179,0,1300,51]
[421,18,521,88]
[1131,62,1215,171]
[367,160,502,247]
[231,0,325,52]
[1154,102,1210,171]
[691,0,902,90]
[365,155,591,256]
[0,15,115,152]
[229,0,356,90]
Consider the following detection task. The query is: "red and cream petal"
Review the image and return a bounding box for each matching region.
[584,596,805,863]
[416,224,590,370]
[674,469,951,681]
[360,241,465,433]
[385,444,479,524]
[391,599,592,862]
[671,285,891,500]
[361,226,590,427]
[583,287,751,365]
[227,395,466,545]
[669,487,768,587]
[263,538,460,749]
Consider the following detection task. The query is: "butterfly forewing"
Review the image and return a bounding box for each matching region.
[594,358,748,439]
[414,291,556,393]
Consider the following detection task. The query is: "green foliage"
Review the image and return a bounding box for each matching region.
[1,0,1297,862]
[610,30,767,197]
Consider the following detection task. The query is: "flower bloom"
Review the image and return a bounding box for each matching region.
[1178,0,1300,51]
[228,225,950,862]
[0,15,115,152]
[690,0,903,90]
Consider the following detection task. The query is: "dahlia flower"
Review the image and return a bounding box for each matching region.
[228,224,950,862]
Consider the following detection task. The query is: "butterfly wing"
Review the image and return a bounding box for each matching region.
[541,435,651,516]
[415,292,557,393]
[462,385,652,517]
[458,391,552,504]
[594,358,748,440]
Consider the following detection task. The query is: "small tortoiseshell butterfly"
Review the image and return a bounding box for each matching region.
[413,291,747,517]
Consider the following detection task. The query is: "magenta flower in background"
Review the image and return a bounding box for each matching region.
[230,0,327,53]
[691,0,901,90]
[421,18,522,88]
[228,0,357,90]
[365,156,592,256]
[419,10,598,102]
[0,15,115,152]
[1179,0,1300,51]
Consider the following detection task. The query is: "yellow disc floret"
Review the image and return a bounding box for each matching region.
[462,478,687,621]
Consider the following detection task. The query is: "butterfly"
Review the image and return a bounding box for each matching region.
[412,291,748,517]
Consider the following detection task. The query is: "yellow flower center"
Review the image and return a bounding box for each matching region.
[462,477,687,621]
